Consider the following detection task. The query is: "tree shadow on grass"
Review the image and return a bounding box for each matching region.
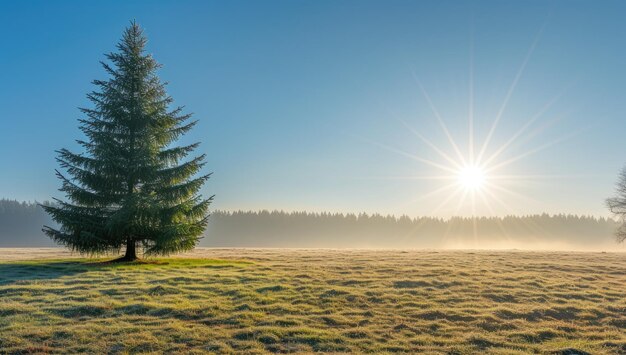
[0,260,92,285]
[0,258,251,285]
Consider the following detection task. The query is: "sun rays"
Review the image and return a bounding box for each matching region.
[370,24,583,223]
[384,85,572,220]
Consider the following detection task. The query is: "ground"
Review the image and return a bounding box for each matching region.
[0,248,624,354]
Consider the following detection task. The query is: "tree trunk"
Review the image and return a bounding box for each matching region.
[122,239,137,261]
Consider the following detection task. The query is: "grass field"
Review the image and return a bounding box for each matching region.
[0,248,624,354]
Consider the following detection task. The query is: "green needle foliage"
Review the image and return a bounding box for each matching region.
[43,22,212,261]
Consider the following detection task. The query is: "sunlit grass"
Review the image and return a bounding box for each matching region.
[0,249,624,354]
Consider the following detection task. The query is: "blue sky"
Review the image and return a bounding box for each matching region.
[1,0,625,217]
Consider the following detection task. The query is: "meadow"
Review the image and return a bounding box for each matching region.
[0,248,624,354]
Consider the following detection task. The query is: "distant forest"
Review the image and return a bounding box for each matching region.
[0,200,56,247]
[0,199,621,250]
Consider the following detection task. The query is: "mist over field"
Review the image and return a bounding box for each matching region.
[1,200,620,251]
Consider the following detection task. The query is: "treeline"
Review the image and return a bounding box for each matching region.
[0,200,621,250]
[204,210,620,250]
[0,199,56,247]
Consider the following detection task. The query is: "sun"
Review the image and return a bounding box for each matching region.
[457,165,486,191]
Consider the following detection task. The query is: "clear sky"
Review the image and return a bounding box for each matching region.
[1,0,625,218]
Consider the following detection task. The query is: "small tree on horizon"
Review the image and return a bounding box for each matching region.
[43,22,212,261]
[606,167,626,243]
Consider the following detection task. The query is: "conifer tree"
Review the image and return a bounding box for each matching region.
[43,22,212,261]
[607,167,626,243]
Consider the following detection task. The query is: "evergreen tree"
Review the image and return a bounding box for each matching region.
[606,167,626,243]
[42,22,212,261]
